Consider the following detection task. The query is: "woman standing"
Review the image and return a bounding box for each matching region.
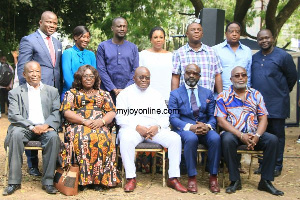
[61,26,96,101]
[60,65,120,190]
[139,26,173,102]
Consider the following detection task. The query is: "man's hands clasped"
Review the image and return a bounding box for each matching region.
[136,125,159,140]
[240,133,260,150]
[190,122,210,135]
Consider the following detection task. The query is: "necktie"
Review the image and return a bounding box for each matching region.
[190,88,199,119]
[46,36,56,66]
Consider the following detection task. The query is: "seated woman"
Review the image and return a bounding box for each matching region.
[60,65,120,191]
[61,25,96,101]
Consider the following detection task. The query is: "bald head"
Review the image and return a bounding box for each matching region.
[184,64,201,87]
[134,66,150,90]
[39,11,58,36]
[23,61,41,88]
[112,17,127,26]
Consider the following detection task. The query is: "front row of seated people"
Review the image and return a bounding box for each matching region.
[3,61,283,196]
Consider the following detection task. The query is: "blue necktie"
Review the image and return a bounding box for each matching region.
[190,88,199,119]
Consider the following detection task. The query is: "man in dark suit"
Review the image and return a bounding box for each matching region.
[17,11,62,176]
[169,64,221,193]
[3,61,61,196]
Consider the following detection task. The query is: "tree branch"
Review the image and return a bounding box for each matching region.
[276,0,300,33]
[265,0,279,38]
[234,0,253,35]
[245,31,257,40]
[189,0,204,17]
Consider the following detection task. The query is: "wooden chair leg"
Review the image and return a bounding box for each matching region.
[4,147,9,187]
[122,164,125,188]
[152,153,157,178]
[162,150,166,187]
[202,152,207,177]
[248,154,254,179]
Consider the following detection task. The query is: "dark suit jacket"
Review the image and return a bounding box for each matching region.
[4,83,61,148]
[169,85,216,133]
[18,30,62,92]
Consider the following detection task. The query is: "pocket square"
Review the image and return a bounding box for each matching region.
[58,49,62,52]
[206,99,211,103]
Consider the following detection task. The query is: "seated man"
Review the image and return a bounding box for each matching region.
[169,64,221,193]
[116,66,187,193]
[215,66,284,196]
[3,61,61,196]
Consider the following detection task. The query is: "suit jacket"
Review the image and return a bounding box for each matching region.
[169,85,216,133]
[4,83,61,148]
[17,30,62,92]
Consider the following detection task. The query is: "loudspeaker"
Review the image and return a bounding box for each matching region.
[199,8,225,47]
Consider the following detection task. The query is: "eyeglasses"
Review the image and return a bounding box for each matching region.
[138,75,150,81]
[185,71,201,76]
[82,75,95,79]
[232,73,247,78]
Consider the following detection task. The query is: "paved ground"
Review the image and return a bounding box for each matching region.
[0,113,300,200]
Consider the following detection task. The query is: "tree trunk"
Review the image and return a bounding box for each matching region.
[189,0,204,17]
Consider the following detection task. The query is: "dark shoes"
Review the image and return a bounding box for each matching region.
[274,169,281,177]
[42,185,58,194]
[225,180,242,194]
[167,178,188,193]
[209,175,220,193]
[124,178,136,192]
[28,167,42,176]
[2,184,21,196]
[187,176,197,193]
[254,167,282,177]
[258,179,284,196]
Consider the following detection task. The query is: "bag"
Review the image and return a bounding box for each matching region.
[0,63,13,87]
[54,164,79,196]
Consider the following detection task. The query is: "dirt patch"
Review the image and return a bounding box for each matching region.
[0,114,300,200]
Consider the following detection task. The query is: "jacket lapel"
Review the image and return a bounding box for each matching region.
[178,85,194,118]
[20,85,29,117]
[35,30,53,67]
[198,87,205,113]
[53,38,58,68]
[40,85,48,119]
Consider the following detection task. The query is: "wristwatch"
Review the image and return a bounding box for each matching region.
[205,123,212,130]
[28,125,35,131]
[255,133,261,138]
[157,125,161,131]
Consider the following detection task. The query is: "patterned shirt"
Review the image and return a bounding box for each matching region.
[172,43,222,92]
[214,85,268,133]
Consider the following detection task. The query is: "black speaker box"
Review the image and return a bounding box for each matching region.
[198,8,225,47]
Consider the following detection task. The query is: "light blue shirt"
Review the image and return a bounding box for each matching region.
[213,40,252,90]
[184,83,201,108]
[62,45,96,100]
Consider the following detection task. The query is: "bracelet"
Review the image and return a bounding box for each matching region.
[255,133,261,138]
[240,133,244,139]
[101,118,106,126]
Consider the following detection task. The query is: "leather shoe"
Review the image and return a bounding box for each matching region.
[226,180,242,194]
[124,178,136,192]
[209,175,220,193]
[42,185,58,194]
[254,167,261,174]
[167,178,188,193]
[258,179,284,196]
[187,176,197,193]
[28,167,42,176]
[2,184,21,196]
[274,169,281,177]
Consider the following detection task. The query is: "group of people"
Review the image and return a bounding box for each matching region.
[2,10,297,197]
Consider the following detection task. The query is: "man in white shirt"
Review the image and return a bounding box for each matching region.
[3,61,61,196]
[116,66,187,193]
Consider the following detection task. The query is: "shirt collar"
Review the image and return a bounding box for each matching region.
[38,29,50,39]
[184,82,198,90]
[221,40,244,49]
[229,85,251,97]
[26,82,44,91]
[185,42,207,53]
[73,45,86,52]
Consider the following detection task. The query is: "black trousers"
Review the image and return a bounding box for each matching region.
[221,131,278,182]
[0,88,9,113]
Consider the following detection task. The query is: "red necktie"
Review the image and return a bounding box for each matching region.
[46,36,56,66]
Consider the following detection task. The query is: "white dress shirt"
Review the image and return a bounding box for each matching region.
[116,84,170,130]
[38,29,55,53]
[27,82,45,125]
